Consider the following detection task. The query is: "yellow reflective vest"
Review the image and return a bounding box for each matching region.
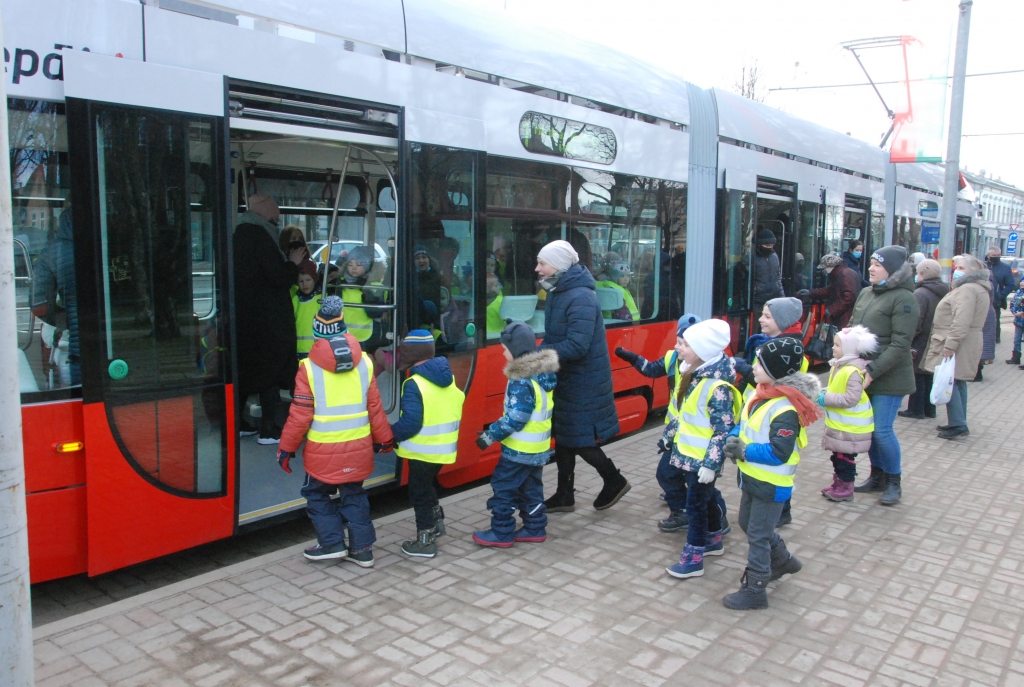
[501,378,554,455]
[737,396,806,489]
[394,374,466,464]
[342,285,377,343]
[664,350,682,425]
[824,365,874,434]
[292,291,320,356]
[673,378,741,460]
[304,356,373,444]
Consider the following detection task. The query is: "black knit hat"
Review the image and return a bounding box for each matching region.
[500,319,538,358]
[312,295,346,339]
[756,338,804,381]
[871,245,908,276]
[756,228,777,246]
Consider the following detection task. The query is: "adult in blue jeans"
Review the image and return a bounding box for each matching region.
[848,245,919,506]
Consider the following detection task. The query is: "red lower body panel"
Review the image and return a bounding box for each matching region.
[27,487,88,583]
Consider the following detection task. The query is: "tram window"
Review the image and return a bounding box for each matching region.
[92,104,225,495]
[8,99,78,394]
[870,212,885,256]
[408,143,480,351]
[823,205,844,257]
[518,112,617,165]
[718,189,755,313]
[795,201,817,293]
[894,216,923,252]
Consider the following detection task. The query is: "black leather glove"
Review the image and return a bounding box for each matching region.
[796,289,810,300]
[373,441,394,454]
[476,431,494,451]
[657,438,671,455]
[614,347,639,365]
[277,450,295,474]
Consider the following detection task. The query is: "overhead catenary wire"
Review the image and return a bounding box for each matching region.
[768,68,1024,92]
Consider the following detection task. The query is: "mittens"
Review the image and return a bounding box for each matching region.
[614,347,639,365]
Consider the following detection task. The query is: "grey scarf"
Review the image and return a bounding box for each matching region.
[238,211,283,256]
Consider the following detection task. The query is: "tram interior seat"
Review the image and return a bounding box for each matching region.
[595,287,625,323]
[498,295,538,322]
[527,308,545,336]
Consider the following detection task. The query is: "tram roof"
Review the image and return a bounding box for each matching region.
[713,88,888,180]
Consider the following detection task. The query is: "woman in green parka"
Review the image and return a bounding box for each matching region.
[847,245,919,507]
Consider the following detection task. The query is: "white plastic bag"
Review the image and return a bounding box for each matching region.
[930,354,955,405]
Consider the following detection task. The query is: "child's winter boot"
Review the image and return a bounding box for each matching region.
[820,472,840,497]
[769,542,802,581]
[658,510,689,532]
[472,529,514,548]
[704,533,724,556]
[666,543,705,578]
[432,505,446,537]
[401,529,438,558]
[826,479,855,502]
[722,569,769,610]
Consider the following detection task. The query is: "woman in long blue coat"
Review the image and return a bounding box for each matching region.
[535,240,630,512]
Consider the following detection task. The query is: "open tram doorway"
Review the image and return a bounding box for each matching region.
[226,85,402,526]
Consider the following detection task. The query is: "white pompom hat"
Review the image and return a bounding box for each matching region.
[835,325,878,357]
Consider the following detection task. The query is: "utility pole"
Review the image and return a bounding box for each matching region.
[939,0,973,278]
[0,5,35,685]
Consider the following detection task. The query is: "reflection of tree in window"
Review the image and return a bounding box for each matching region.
[518,113,616,164]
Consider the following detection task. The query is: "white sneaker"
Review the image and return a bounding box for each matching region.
[257,436,280,445]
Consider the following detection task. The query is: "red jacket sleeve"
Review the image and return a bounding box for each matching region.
[279,365,314,453]
[366,377,394,445]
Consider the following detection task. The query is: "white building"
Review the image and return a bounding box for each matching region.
[962,169,1024,257]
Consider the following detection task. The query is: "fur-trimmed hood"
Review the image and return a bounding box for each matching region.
[504,348,559,381]
[873,261,914,292]
[953,268,992,291]
[774,371,821,400]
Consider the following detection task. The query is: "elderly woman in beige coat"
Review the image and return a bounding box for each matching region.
[921,254,992,440]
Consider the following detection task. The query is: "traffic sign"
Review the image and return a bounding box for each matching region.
[1009,231,1019,242]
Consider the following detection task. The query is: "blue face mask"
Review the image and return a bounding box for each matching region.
[953,269,965,280]
[852,251,863,259]
[914,274,919,283]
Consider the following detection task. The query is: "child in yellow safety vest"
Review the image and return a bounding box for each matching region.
[473,320,559,547]
[276,296,395,568]
[340,246,387,354]
[723,338,822,610]
[660,319,740,581]
[815,325,877,502]
[391,331,466,559]
[291,259,320,359]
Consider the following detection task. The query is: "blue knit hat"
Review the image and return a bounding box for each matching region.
[676,313,701,337]
[312,295,346,339]
[399,329,435,370]
[500,319,538,358]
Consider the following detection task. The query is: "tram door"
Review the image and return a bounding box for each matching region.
[64,53,235,575]
[844,195,872,282]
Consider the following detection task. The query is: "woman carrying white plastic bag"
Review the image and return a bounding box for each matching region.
[921,255,992,440]
[929,354,955,405]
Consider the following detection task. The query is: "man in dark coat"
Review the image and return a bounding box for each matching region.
[751,227,784,322]
[31,209,79,385]
[987,246,1016,343]
[798,254,861,328]
[534,240,629,513]
[234,194,305,442]
[900,259,949,419]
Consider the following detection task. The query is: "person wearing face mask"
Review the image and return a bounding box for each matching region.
[986,246,1016,344]
[535,240,629,513]
[797,254,861,328]
[899,259,949,420]
[847,245,919,506]
[921,255,992,440]
[843,241,871,288]
[750,228,785,328]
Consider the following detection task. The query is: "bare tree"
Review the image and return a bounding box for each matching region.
[733,60,766,103]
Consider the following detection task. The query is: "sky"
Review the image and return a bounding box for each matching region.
[482,0,1024,188]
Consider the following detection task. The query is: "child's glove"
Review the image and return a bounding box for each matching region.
[724,436,745,463]
[697,466,716,484]
[614,347,639,365]
[373,440,394,454]
[475,431,494,451]
[656,438,671,455]
[277,450,295,474]
[816,390,826,408]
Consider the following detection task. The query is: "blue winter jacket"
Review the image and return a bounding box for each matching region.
[391,357,456,444]
[484,349,560,465]
[540,264,620,447]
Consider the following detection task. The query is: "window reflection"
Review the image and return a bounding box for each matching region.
[518,112,616,165]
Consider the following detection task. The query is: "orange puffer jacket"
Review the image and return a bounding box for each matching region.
[280,334,394,484]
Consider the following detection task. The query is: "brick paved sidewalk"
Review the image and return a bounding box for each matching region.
[32,335,1024,686]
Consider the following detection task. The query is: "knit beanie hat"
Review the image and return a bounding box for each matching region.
[297,258,318,281]
[676,313,701,337]
[346,245,374,272]
[247,193,280,223]
[765,297,803,332]
[871,245,908,276]
[818,254,844,269]
[911,251,926,266]
[682,319,732,363]
[756,227,777,245]
[834,325,878,358]
[399,330,435,370]
[500,319,538,359]
[756,338,804,381]
[607,260,631,282]
[312,295,346,339]
[537,240,579,272]
[413,245,429,258]
[915,258,941,281]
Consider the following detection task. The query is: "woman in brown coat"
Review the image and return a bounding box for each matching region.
[921,255,992,440]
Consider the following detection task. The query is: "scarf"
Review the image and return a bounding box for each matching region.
[539,269,566,292]
[694,352,723,372]
[747,382,822,428]
[828,353,858,368]
[238,211,283,256]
